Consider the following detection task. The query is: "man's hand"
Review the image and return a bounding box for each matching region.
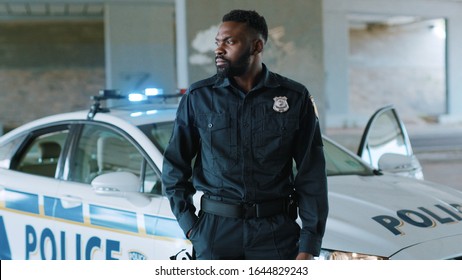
[296,252,314,260]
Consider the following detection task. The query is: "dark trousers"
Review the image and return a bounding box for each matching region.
[188,212,300,260]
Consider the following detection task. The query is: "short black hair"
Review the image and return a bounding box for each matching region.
[222,9,268,43]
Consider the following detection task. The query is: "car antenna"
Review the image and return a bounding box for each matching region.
[87,89,125,120]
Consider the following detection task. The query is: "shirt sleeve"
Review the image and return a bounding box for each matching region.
[161,92,200,237]
[293,91,329,256]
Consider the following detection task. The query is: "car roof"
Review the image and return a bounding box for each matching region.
[105,103,178,126]
[0,102,179,142]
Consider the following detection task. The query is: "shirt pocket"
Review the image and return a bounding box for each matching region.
[194,113,237,172]
[254,114,299,161]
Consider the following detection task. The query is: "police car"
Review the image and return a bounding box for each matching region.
[1,90,461,260]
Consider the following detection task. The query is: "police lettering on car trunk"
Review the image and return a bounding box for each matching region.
[373,203,462,235]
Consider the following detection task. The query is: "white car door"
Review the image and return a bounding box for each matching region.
[0,125,68,259]
[357,105,423,179]
[52,122,190,260]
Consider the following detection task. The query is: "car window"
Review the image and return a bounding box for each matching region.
[0,135,26,168]
[12,129,69,178]
[144,161,162,195]
[358,106,412,169]
[138,122,174,154]
[324,138,374,176]
[69,124,162,195]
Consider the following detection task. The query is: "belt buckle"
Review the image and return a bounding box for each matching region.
[243,202,257,219]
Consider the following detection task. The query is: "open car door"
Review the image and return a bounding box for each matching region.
[358,105,424,180]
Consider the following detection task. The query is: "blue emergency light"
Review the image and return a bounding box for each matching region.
[128,88,164,102]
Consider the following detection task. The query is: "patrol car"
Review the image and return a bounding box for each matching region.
[1,90,461,260]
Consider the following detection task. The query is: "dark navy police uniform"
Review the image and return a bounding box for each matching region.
[162,64,328,259]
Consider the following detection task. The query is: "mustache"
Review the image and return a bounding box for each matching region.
[215,55,228,62]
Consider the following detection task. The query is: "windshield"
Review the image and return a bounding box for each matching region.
[138,121,374,177]
[138,122,175,154]
[323,138,374,176]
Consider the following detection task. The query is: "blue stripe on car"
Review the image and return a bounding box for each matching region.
[5,189,39,214]
[2,189,184,239]
[89,205,138,233]
[144,214,185,239]
[44,196,84,223]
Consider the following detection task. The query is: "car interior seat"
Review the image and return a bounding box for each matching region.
[39,142,61,163]
[18,141,61,177]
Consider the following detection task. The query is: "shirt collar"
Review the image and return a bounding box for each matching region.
[213,64,280,90]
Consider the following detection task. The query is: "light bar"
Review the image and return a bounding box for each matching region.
[128,93,147,102]
[145,88,164,96]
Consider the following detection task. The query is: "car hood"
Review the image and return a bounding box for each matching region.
[323,174,462,258]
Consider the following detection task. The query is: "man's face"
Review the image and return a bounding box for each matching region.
[215,21,255,78]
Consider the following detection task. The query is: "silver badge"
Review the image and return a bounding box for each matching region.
[273,96,289,113]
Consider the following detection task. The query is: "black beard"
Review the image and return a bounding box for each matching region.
[216,63,229,79]
[216,49,251,79]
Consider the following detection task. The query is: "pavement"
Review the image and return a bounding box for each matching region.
[324,122,462,191]
[407,123,462,191]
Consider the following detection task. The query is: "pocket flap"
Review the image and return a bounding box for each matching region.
[195,113,230,131]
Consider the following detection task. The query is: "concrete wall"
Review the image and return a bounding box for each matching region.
[324,0,462,126]
[104,2,176,98]
[349,19,446,123]
[1,0,462,132]
[0,1,177,132]
[0,21,105,130]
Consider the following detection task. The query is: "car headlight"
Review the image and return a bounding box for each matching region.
[317,249,388,260]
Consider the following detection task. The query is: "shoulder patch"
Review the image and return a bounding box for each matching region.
[309,95,319,118]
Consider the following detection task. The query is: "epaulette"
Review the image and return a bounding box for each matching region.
[270,72,307,94]
[188,76,217,92]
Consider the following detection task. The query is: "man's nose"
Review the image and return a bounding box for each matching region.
[215,44,225,55]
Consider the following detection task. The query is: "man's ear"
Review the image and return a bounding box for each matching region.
[253,39,264,55]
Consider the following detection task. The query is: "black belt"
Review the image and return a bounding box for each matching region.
[200,196,289,219]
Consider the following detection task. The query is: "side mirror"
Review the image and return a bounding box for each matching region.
[91,171,150,207]
[92,171,139,194]
[378,153,424,180]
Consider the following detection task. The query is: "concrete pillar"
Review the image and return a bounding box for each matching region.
[441,16,462,123]
[323,10,352,127]
[175,0,189,90]
[104,2,176,98]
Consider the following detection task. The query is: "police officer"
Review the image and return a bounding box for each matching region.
[162,9,328,260]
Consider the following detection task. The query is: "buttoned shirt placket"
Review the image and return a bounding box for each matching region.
[237,87,254,202]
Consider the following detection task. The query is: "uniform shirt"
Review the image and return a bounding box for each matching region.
[162,64,328,256]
